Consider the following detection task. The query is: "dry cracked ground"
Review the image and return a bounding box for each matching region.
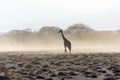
[0,52,120,80]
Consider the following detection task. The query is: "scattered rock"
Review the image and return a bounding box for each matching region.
[96,69,107,73]
[18,63,24,67]
[41,68,48,72]
[57,72,66,76]
[68,72,78,76]
[24,64,32,69]
[103,77,115,80]
[45,78,53,80]
[112,69,120,74]
[50,74,57,77]
[43,64,49,68]
[36,76,45,79]
[0,76,9,80]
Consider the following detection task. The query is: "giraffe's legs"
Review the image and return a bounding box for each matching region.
[65,47,67,53]
[69,49,71,54]
[64,45,67,53]
[68,47,71,54]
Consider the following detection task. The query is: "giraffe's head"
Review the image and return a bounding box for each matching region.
[58,29,62,33]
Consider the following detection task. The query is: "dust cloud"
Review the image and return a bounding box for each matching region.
[0,24,120,53]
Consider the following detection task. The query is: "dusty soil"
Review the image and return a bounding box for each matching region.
[0,52,120,80]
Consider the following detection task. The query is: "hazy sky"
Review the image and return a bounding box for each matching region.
[0,0,120,32]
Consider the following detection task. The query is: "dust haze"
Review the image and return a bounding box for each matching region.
[0,23,120,53]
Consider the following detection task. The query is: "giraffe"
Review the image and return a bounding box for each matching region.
[58,29,71,54]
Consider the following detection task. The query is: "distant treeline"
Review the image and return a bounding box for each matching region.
[0,23,120,45]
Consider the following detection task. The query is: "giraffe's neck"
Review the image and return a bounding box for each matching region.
[61,31,66,41]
